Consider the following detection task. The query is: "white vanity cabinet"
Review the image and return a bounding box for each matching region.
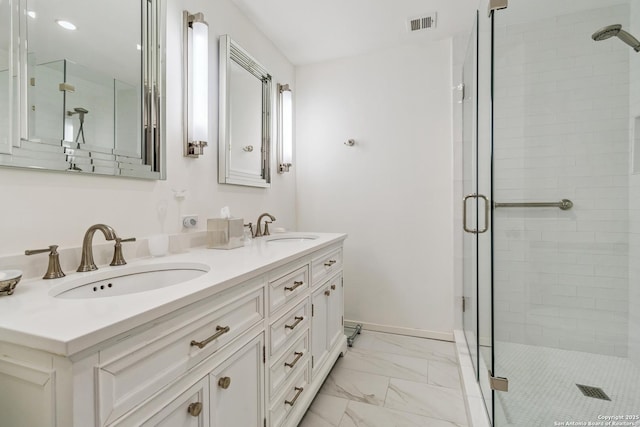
[311,273,344,378]
[0,234,347,427]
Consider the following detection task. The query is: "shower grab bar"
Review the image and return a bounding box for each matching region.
[494,199,573,210]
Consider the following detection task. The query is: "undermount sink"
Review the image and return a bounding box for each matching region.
[52,262,210,299]
[266,234,318,243]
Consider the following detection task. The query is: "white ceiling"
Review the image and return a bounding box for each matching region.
[230,0,478,65]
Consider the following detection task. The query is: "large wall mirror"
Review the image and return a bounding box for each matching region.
[218,34,271,188]
[0,0,165,179]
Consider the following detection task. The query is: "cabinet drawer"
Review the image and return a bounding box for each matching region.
[110,377,209,426]
[269,330,309,399]
[269,366,309,427]
[311,247,342,286]
[97,287,264,426]
[269,265,309,315]
[269,299,309,357]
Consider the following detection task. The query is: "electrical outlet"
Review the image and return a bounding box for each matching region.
[182,215,198,228]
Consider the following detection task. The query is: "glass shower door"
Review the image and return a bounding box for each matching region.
[462,12,494,422]
[491,1,639,425]
[462,13,479,385]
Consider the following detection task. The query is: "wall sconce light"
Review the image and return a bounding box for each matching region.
[183,11,208,157]
[277,83,293,173]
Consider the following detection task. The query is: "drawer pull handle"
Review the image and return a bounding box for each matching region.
[187,402,203,417]
[218,376,231,389]
[284,352,303,368]
[284,386,304,406]
[190,325,230,349]
[324,259,337,267]
[285,316,304,330]
[284,280,304,292]
[331,284,336,290]
[324,290,331,296]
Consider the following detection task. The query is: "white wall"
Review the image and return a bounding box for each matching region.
[296,42,455,339]
[628,0,640,368]
[0,0,296,259]
[492,4,630,356]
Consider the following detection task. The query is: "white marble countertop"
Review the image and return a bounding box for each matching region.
[0,232,346,357]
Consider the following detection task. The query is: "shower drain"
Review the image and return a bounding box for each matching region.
[576,384,611,401]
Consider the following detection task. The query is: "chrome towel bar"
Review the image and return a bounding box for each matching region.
[494,199,573,210]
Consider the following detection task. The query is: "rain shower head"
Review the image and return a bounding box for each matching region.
[74,107,89,114]
[592,24,640,52]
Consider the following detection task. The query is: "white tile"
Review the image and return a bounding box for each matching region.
[352,331,457,365]
[384,379,468,426]
[339,401,464,427]
[319,366,389,406]
[299,394,348,427]
[428,360,463,390]
[337,346,430,383]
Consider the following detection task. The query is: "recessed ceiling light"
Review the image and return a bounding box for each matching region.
[27,11,36,19]
[56,20,76,31]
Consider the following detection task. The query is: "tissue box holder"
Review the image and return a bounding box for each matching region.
[207,218,244,249]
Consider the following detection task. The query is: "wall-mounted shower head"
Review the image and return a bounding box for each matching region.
[74,107,89,114]
[592,24,622,40]
[592,24,640,52]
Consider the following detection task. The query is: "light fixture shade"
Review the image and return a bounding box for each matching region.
[278,84,293,173]
[190,19,208,143]
[184,11,209,157]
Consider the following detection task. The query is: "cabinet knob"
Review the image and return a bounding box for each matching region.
[218,376,231,389]
[324,290,331,296]
[331,284,336,290]
[187,402,203,417]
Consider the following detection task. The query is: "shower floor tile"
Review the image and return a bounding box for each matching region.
[493,341,640,426]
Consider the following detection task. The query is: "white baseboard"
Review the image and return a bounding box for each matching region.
[344,319,454,342]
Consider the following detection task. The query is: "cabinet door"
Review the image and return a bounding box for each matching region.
[327,274,344,350]
[311,285,329,377]
[0,357,55,427]
[135,378,209,427]
[209,333,264,427]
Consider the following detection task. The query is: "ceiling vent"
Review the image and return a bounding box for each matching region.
[407,13,437,33]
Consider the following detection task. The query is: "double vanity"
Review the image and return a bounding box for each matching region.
[0,232,347,427]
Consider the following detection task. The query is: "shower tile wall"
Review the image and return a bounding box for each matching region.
[493,4,631,357]
[628,0,640,369]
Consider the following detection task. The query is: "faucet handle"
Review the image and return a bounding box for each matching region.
[110,237,136,266]
[264,221,272,236]
[25,245,66,279]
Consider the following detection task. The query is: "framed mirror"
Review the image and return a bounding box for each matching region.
[0,0,165,179]
[218,34,271,188]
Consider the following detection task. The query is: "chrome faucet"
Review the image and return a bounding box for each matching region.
[77,224,118,272]
[254,213,276,237]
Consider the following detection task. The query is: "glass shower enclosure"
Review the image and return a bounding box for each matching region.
[463,0,640,425]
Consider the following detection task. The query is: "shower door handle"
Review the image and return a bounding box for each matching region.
[463,194,489,234]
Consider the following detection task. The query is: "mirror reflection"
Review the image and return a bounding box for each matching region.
[219,34,271,188]
[0,0,164,179]
[0,0,10,153]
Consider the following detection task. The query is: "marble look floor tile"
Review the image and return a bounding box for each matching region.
[319,366,390,406]
[299,394,349,427]
[336,346,430,383]
[384,378,468,426]
[339,401,465,427]
[353,331,458,365]
[428,360,463,390]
